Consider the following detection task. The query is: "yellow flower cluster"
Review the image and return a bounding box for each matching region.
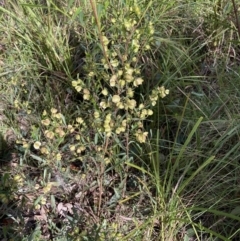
[104,113,113,136]
[72,79,84,92]
[102,35,109,46]
[110,74,117,86]
[75,117,87,132]
[100,100,108,110]
[124,19,137,32]
[69,144,86,156]
[14,99,32,113]
[31,108,69,159]
[94,111,100,119]
[108,65,142,91]
[127,88,134,97]
[33,141,41,150]
[124,66,135,83]
[158,86,170,98]
[101,88,108,96]
[115,119,127,134]
[135,129,148,143]
[72,79,91,101]
[34,196,47,210]
[132,39,140,53]
[76,117,84,124]
[69,7,77,16]
[44,130,55,139]
[13,174,25,187]
[150,86,169,106]
[41,108,66,141]
[37,107,89,162]
[126,98,136,110]
[138,108,153,119]
[132,4,141,17]
[133,77,144,87]
[83,88,90,100]
[112,95,121,104]
[148,21,155,35]
[40,146,49,155]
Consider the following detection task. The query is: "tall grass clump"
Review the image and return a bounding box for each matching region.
[0,0,240,240]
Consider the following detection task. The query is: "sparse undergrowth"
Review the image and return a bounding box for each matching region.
[1,0,240,240]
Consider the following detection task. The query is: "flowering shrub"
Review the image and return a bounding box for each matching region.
[11,2,170,209]
[13,1,170,181]
[70,0,169,160]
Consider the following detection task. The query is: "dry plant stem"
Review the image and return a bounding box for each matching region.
[97,136,109,216]
[89,0,114,73]
[210,98,230,119]
[122,122,130,198]
[231,0,240,36]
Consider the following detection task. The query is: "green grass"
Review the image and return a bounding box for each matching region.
[1,0,240,240]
